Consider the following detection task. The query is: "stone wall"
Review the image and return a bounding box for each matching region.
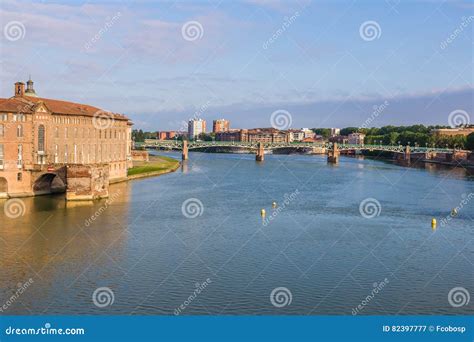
[66,164,109,201]
[131,150,149,162]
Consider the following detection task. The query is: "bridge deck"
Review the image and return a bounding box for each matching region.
[141,140,458,154]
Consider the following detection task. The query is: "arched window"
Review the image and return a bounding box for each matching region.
[17,125,23,138]
[38,125,45,152]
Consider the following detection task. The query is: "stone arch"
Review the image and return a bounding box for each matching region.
[33,173,66,195]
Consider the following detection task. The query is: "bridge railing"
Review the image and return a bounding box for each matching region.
[142,140,458,154]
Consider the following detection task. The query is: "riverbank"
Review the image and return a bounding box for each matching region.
[126,155,180,180]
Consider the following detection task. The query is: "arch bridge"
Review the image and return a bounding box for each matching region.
[142,140,464,164]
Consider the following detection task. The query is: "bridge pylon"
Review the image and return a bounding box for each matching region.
[327,142,340,164]
[182,140,189,161]
[256,142,264,162]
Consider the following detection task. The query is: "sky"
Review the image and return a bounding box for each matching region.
[0,0,472,131]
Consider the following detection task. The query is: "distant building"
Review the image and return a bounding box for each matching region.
[157,131,176,140]
[188,119,206,140]
[431,127,474,137]
[216,128,289,143]
[301,128,315,139]
[348,132,366,145]
[330,128,340,136]
[287,129,305,142]
[212,119,230,133]
[329,135,348,144]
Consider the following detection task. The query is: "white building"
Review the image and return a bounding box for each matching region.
[188,119,206,140]
[288,129,305,142]
[330,128,340,136]
[348,132,366,145]
[301,128,315,139]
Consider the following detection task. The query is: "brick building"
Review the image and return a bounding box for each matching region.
[212,119,230,133]
[0,79,133,198]
[215,128,290,143]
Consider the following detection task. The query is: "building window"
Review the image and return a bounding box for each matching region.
[17,125,23,138]
[54,145,59,163]
[0,124,4,137]
[17,173,22,181]
[55,127,59,138]
[0,144,3,170]
[38,125,45,152]
[65,127,68,138]
[64,145,68,163]
[17,144,22,168]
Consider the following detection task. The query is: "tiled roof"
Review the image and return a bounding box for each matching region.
[0,96,129,121]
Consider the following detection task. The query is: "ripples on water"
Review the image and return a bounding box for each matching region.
[0,152,473,315]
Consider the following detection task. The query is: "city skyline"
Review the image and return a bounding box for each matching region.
[0,0,472,130]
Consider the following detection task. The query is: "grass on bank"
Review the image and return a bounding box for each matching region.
[127,155,179,177]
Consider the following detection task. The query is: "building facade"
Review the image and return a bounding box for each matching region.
[0,80,132,198]
[330,128,340,136]
[188,119,206,140]
[288,129,305,142]
[431,127,474,137]
[157,131,177,140]
[215,128,290,143]
[348,132,366,145]
[212,119,230,133]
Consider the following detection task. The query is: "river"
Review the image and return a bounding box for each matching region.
[1,152,473,315]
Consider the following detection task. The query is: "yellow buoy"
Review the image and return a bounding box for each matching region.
[261,209,266,217]
[272,202,277,209]
[431,218,437,229]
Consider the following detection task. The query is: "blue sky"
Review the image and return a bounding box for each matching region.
[0,0,472,130]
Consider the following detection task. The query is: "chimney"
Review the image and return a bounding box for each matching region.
[14,82,25,97]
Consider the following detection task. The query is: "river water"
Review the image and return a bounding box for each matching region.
[1,152,473,315]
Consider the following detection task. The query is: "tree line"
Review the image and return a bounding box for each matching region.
[133,126,474,151]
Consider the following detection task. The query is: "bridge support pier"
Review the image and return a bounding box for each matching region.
[403,145,411,165]
[256,142,264,161]
[327,142,340,164]
[66,164,109,201]
[182,140,188,161]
